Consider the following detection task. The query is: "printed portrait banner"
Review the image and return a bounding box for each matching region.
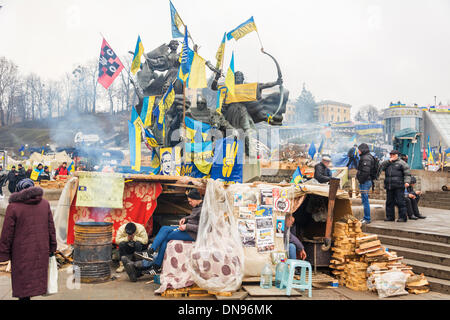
[76,172,125,209]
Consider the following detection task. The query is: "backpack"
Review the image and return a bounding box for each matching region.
[370,155,380,181]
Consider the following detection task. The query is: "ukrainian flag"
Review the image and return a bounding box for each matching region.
[67,161,75,173]
[178,26,194,84]
[128,120,141,172]
[185,141,213,175]
[131,35,144,75]
[140,96,156,127]
[19,145,25,156]
[291,167,304,184]
[170,0,186,38]
[427,136,434,164]
[143,127,159,148]
[30,168,42,181]
[188,52,207,89]
[215,32,226,69]
[216,87,228,114]
[225,52,235,96]
[154,83,175,130]
[318,139,324,155]
[185,116,211,143]
[227,16,258,41]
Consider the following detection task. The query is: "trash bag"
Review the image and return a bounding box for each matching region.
[374,270,408,298]
[187,179,245,292]
[46,256,58,295]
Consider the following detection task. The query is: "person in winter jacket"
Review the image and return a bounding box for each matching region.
[38,166,51,181]
[314,155,332,183]
[284,213,306,260]
[115,222,148,273]
[405,177,426,220]
[16,164,26,183]
[378,150,411,222]
[0,178,57,300]
[123,189,203,281]
[54,162,69,176]
[6,166,18,194]
[357,143,375,224]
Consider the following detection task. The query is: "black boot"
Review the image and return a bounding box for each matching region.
[415,214,426,219]
[124,260,145,282]
[396,218,407,222]
[408,215,418,220]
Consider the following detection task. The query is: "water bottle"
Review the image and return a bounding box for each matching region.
[260,263,273,289]
[404,188,409,198]
[275,259,286,289]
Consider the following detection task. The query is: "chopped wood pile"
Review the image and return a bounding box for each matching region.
[330,217,429,294]
[406,274,430,294]
[55,250,73,268]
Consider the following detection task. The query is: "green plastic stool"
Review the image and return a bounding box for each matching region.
[280,259,312,297]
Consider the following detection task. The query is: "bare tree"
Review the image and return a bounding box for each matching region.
[0,56,19,126]
[354,104,380,122]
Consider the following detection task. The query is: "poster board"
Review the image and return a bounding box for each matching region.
[76,172,125,208]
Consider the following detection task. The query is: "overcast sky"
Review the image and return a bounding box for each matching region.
[1,0,449,113]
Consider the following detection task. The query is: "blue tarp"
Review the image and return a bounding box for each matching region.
[331,152,359,168]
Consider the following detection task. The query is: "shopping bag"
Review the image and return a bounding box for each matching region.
[47,256,58,295]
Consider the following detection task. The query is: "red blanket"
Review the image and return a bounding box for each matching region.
[67,182,162,245]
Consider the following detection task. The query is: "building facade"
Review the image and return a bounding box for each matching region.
[315,100,352,123]
[382,106,423,143]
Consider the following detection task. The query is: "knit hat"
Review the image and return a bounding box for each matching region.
[15,178,35,192]
[187,188,202,200]
[125,222,137,235]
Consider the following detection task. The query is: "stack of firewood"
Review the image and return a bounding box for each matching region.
[330,218,428,293]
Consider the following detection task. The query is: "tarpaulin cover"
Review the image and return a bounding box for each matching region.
[66,182,162,244]
[187,179,244,292]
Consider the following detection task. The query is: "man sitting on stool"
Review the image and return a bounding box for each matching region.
[116,222,148,273]
[284,213,307,261]
[406,177,426,220]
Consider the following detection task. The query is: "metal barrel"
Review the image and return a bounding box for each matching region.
[73,222,113,283]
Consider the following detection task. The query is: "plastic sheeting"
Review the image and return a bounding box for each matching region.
[187,179,245,292]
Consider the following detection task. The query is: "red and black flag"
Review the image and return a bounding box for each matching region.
[98,38,124,89]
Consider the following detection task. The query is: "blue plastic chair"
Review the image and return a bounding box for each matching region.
[280,259,312,297]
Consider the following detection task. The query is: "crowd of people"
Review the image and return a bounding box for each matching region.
[0,162,71,198]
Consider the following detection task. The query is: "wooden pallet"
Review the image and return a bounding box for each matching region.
[161,286,233,298]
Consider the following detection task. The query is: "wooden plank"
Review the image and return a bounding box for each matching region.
[242,285,302,297]
[358,240,381,250]
[215,291,248,300]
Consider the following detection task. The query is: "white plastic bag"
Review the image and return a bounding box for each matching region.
[374,271,408,298]
[187,179,245,292]
[47,256,58,295]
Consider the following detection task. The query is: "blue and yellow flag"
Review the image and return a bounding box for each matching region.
[216,87,228,114]
[308,141,316,159]
[227,16,258,41]
[143,127,159,148]
[318,139,324,155]
[169,0,186,38]
[30,168,42,181]
[128,120,141,172]
[291,167,304,184]
[67,161,75,173]
[178,26,194,84]
[427,136,434,164]
[185,141,213,175]
[224,52,235,96]
[211,138,244,183]
[215,32,226,70]
[131,35,144,75]
[154,83,175,131]
[188,52,207,89]
[140,96,156,127]
[19,145,25,156]
[185,116,211,143]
